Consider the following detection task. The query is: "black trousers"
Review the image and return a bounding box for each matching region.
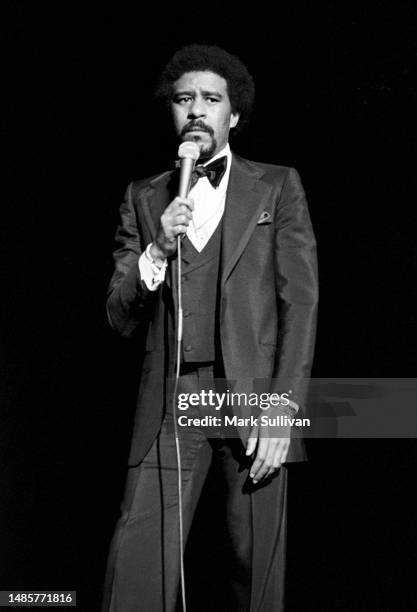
[102,365,287,612]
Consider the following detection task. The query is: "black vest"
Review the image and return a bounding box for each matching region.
[180,221,222,363]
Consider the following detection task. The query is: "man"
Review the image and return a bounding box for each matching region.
[103,44,318,611]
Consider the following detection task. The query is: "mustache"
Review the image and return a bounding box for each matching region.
[181,121,214,137]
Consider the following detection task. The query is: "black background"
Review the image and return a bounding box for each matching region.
[2,2,417,610]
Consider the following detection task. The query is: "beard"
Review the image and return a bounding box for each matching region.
[180,120,217,161]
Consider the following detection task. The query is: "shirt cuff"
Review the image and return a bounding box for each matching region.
[138,244,167,291]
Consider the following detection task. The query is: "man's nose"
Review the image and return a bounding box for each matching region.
[187,98,206,118]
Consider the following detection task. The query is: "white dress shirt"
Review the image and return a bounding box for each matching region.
[139,144,232,291]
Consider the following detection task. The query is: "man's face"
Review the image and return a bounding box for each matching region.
[171,71,240,160]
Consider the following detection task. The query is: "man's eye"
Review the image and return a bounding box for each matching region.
[206,97,218,103]
[177,96,192,104]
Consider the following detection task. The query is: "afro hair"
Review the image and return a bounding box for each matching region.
[154,44,255,134]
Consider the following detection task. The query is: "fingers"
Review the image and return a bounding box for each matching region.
[172,213,192,227]
[170,225,188,236]
[280,438,290,464]
[163,199,193,231]
[175,197,194,213]
[250,438,290,484]
[155,198,194,256]
[246,424,259,457]
[265,440,289,479]
[169,197,194,217]
[250,438,269,484]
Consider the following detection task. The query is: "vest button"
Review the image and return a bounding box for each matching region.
[184,345,192,352]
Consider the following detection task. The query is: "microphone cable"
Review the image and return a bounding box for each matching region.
[172,234,186,612]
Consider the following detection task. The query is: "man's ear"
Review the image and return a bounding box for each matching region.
[229,112,240,129]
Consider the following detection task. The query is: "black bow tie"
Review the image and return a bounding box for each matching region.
[190,156,227,190]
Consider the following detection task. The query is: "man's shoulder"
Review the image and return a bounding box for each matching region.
[129,170,173,196]
[232,154,300,185]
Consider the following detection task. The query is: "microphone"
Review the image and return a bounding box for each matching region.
[177,141,200,198]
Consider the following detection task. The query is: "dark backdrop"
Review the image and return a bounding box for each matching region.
[2,2,417,610]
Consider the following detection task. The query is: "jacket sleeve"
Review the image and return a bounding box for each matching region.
[272,168,319,407]
[106,182,159,338]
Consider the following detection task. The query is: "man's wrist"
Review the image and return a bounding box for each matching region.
[147,243,167,268]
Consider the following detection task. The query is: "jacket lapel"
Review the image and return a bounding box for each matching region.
[221,155,272,286]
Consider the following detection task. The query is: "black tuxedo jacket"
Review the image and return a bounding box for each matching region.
[107,154,318,466]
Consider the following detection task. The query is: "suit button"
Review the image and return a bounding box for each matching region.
[183,311,191,318]
[184,345,192,352]
[182,275,188,282]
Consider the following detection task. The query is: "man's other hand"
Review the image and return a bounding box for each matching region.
[246,422,290,484]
